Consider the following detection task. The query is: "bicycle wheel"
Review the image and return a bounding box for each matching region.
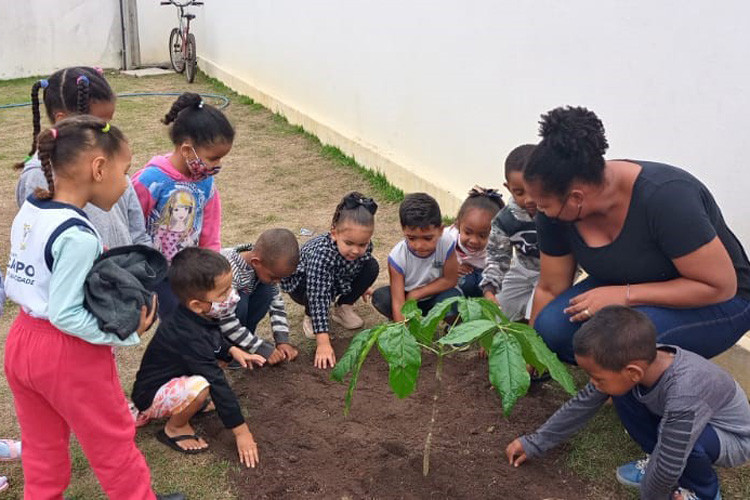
[185,33,197,83]
[169,28,185,73]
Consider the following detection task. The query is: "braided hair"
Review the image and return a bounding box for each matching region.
[331,191,378,229]
[456,186,504,224]
[523,106,609,197]
[163,92,235,147]
[35,115,126,201]
[14,66,113,170]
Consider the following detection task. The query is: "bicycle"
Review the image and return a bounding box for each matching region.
[160,0,204,83]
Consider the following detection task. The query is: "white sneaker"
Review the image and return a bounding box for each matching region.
[331,304,364,330]
[303,315,315,339]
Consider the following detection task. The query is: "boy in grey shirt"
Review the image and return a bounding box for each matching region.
[506,306,750,500]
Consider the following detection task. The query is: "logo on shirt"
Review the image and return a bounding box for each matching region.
[20,223,31,250]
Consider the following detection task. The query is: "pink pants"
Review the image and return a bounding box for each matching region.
[4,311,156,500]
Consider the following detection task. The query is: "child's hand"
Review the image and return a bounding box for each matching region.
[276,343,299,362]
[267,348,286,365]
[483,290,499,304]
[458,263,474,277]
[229,347,266,370]
[361,287,374,304]
[234,429,259,468]
[505,438,528,467]
[314,334,336,369]
[136,294,159,337]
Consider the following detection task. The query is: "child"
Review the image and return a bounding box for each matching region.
[14,66,150,249]
[372,192,461,321]
[480,144,540,321]
[132,92,234,317]
[220,228,300,364]
[505,306,750,500]
[447,187,504,297]
[281,192,380,370]
[3,116,181,499]
[132,248,264,467]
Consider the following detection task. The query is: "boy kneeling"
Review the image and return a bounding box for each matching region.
[132,248,264,467]
[506,306,750,500]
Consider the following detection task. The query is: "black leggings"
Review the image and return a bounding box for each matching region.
[287,258,379,316]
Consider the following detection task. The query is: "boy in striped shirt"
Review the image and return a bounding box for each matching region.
[506,306,750,500]
[220,229,300,364]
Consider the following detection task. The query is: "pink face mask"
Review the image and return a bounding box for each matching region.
[206,288,240,319]
[185,146,221,181]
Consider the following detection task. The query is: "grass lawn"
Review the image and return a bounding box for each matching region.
[0,70,748,498]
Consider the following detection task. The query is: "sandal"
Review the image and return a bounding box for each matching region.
[0,476,7,492]
[156,429,208,455]
[0,439,21,461]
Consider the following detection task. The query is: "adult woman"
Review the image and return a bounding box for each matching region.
[526,106,750,364]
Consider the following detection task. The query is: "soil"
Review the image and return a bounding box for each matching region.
[198,341,587,499]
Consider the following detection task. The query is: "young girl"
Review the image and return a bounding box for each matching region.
[14,66,150,249]
[281,192,380,369]
[132,92,234,317]
[3,116,179,499]
[448,187,504,297]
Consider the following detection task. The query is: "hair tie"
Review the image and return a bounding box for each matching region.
[39,79,49,89]
[468,185,503,203]
[197,100,204,109]
[23,155,32,163]
[101,122,111,133]
[50,128,58,140]
[343,195,378,215]
[76,75,89,85]
[93,66,104,75]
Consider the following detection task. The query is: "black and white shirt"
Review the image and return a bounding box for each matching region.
[220,244,290,358]
[281,233,373,333]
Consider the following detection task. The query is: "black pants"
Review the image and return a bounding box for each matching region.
[371,285,462,320]
[287,258,379,316]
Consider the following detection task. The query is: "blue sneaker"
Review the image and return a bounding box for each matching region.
[674,486,722,500]
[615,456,649,487]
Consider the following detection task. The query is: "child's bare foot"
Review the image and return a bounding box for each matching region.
[161,423,208,453]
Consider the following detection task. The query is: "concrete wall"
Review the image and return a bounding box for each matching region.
[0,0,123,78]
[136,0,185,66]
[194,0,750,245]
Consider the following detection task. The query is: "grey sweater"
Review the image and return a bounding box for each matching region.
[520,346,750,500]
[16,156,151,249]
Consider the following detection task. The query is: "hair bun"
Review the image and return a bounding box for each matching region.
[539,106,608,159]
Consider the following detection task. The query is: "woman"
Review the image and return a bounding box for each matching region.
[525,106,750,362]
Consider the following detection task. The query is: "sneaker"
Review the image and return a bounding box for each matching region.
[673,487,722,500]
[303,315,315,339]
[615,456,649,487]
[331,304,364,330]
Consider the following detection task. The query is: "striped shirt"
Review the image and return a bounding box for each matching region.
[519,346,750,500]
[219,244,290,358]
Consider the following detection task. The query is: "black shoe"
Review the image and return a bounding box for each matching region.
[157,494,186,500]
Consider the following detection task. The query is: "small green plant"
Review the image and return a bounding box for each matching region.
[331,296,576,475]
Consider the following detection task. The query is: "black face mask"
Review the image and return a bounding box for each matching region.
[547,193,583,224]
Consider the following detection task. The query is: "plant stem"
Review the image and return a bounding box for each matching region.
[416,342,440,355]
[423,349,444,476]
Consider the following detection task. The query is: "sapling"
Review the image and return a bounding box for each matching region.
[331,296,576,476]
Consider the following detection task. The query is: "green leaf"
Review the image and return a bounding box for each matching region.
[420,296,463,343]
[401,299,422,321]
[377,323,422,398]
[330,325,387,415]
[479,332,494,353]
[477,297,510,324]
[437,319,497,346]
[401,299,426,343]
[505,322,576,395]
[458,298,484,322]
[489,332,530,416]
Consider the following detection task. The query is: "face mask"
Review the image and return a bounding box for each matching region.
[205,288,240,319]
[185,146,221,181]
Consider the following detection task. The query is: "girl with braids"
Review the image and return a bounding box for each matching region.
[3,116,183,500]
[14,66,150,249]
[132,92,234,318]
[522,106,750,497]
[281,192,380,369]
[446,186,504,298]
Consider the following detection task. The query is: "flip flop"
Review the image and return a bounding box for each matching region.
[0,439,21,461]
[156,429,208,455]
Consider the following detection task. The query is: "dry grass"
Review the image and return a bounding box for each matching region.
[1,70,749,499]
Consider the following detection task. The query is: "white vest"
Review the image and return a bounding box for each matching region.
[5,198,100,319]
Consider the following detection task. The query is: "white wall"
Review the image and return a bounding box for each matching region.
[194,1,749,244]
[0,0,122,78]
[136,0,182,65]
